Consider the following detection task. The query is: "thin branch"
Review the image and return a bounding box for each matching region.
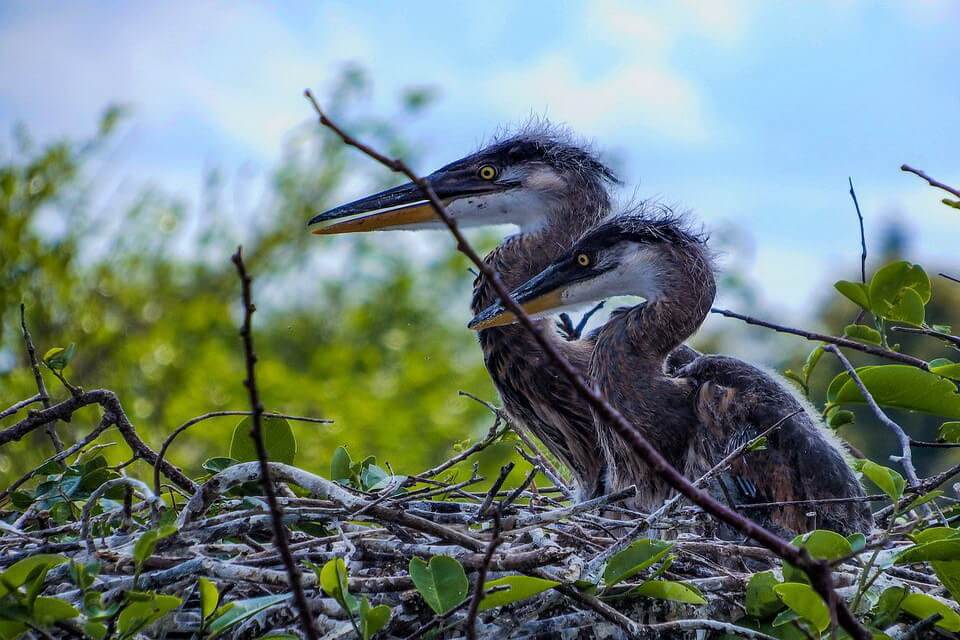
[889,325,960,349]
[940,272,960,285]
[712,307,929,370]
[825,345,920,486]
[0,414,115,502]
[0,388,196,493]
[231,246,320,640]
[848,177,868,284]
[901,164,960,199]
[477,463,514,520]
[464,511,503,640]
[305,93,871,640]
[153,410,331,496]
[0,394,42,421]
[20,304,63,453]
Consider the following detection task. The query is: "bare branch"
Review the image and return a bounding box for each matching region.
[712,307,930,370]
[825,345,920,486]
[901,164,960,199]
[20,304,63,453]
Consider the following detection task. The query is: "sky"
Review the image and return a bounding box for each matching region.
[1,0,958,318]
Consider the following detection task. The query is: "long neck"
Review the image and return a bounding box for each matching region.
[606,250,716,359]
[471,179,610,312]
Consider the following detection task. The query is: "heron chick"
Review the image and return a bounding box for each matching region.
[471,211,873,535]
[311,123,629,499]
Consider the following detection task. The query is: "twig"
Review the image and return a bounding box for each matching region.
[889,325,960,349]
[153,409,331,495]
[80,477,163,552]
[499,467,538,511]
[0,389,196,492]
[848,177,868,285]
[0,394,43,421]
[901,613,943,640]
[20,304,63,453]
[712,307,929,370]
[901,164,960,199]
[464,511,503,640]
[940,272,960,285]
[478,463,514,520]
[231,247,320,640]
[306,93,871,640]
[0,414,115,502]
[825,345,920,486]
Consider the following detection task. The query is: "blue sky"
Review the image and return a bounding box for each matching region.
[1,1,958,317]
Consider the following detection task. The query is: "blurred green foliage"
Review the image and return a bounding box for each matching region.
[0,71,501,485]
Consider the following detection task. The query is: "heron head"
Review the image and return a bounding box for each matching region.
[308,123,617,235]
[468,209,712,330]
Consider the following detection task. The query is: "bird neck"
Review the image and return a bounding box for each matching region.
[603,253,715,360]
[472,178,610,312]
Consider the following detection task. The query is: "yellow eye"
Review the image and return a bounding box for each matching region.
[478,164,497,180]
[577,254,591,267]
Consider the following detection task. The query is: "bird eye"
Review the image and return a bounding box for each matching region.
[478,164,498,180]
[577,254,591,267]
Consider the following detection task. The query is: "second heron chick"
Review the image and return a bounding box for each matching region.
[470,210,873,536]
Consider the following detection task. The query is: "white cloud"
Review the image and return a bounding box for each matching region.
[484,54,708,143]
[0,2,374,159]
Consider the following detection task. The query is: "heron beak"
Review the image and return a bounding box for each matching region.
[308,170,517,235]
[308,181,439,234]
[468,263,570,331]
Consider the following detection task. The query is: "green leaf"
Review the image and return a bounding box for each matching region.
[318,558,358,614]
[0,555,66,598]
[872,586,908,629]
[331,446,353,483]
[408,556,469,615]
[478,576,559,611]
[360,463,389,491]
[852,459,905,502]
[116,593,182,639]
[630,580,706,605]
[132,524,177,571]
[602,540,673,587]
[746,571,784,619]
[202,457,238,474]
[932,363,960,381]
[83,622,108,639]
[198,578,219,620]
[827,408,855,429]
[827,365,960,419]
[903,529,960,604]
[32,597,79,625]
[773,583,830,633]
[783,530,853,584]
[900,593,960,631]
[745,436,768,452]
[944,198,960,209]
[206,594,288,637]
[43,343,77,370]
[230,416,296,465]
[867,260,931,325]
[834,281,870,310]
[896,539,960,563]
[359,597,391,640]
[904,490,943,513]
[843,324,883,345]
[939,422,960,443]
[846,533,867,553]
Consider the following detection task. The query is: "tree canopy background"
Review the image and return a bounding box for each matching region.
[1,69,958,491]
